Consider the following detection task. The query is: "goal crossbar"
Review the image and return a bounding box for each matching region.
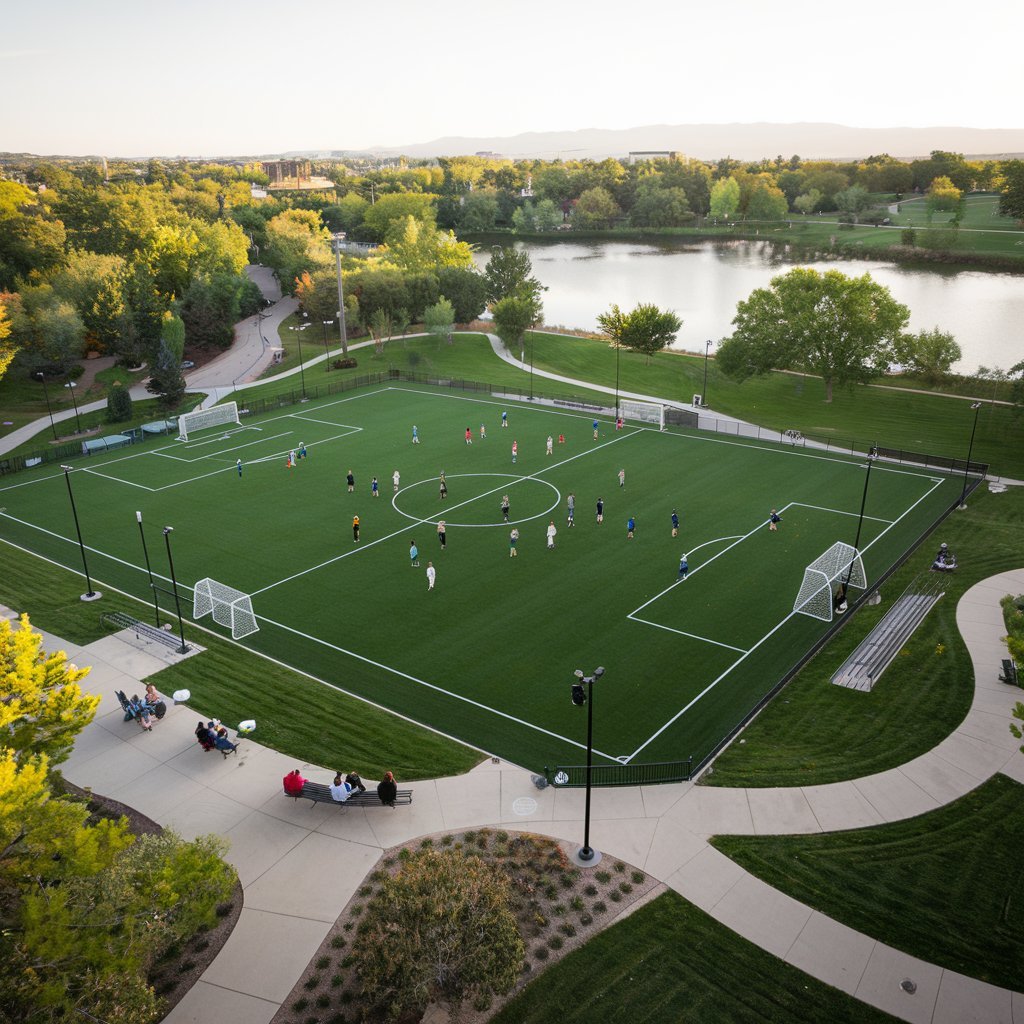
[793,541,866,622]
[193,577,259,639]
[178,402,242,442]
[619,399,666,431]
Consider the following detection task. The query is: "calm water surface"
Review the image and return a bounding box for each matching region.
[474,239,1024,374]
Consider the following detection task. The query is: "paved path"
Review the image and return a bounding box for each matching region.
[10,568,1022,1024]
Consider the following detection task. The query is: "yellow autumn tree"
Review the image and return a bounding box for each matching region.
[0,296,15,383]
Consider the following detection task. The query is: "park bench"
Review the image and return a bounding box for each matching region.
[999,658,1019,686]
[101,611,188,653]
[284,782,413,808]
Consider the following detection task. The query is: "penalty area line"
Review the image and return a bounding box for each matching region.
[627,615,749,653]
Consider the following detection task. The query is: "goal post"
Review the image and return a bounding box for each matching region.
[618,399,666,431]
[178,402,242,442]
[193,577,259,639]
[793,541,867,622]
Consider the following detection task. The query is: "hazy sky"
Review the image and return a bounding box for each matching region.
[2,0,1021,156]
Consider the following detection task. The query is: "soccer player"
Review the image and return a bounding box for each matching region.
[596,497,604,524]
[769,508,782,532]
[546,435,553,456]
[289,450,297,468]
[437,520,447,550]
[480,423,486,440]
[502,410,508,428]
[236,459,242,477]
[558,433,565,445]
[393,469,401,492]
[465,426,473,445]
[439,477,448,500]
[426,562,436,590]
[678,553,689,579]
[618,468,625,488]
[298,443,307,460]
[346,470,355,493]
[627,515,636,539]
[567,492,575,526]
[501,495,510,522]
[671,509,679,537]
[412,425,419,444]
[352,515,360,543]
[546,520,557,549]
[511,440,518,464]
[371,477,379,498]
[409,540,419,567]
[509,527,519,557]
[593,419,599,441]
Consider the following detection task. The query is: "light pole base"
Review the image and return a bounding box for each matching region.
[80,591,102,602]
[572,847,602,867]
[957,503,968,511]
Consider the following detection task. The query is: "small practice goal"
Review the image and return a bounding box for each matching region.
[619,399,666,431]
[793,541,867,622]
[193,577,259,639]
[178,402,242,442]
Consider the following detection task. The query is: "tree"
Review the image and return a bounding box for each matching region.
[484,246,540,305]
[572,186,620,229]
[424,296,456,344]
[146,313,187,410]
[998,159,1024,222]
[745,181,789,221]
[630,183,692,228]
[928,175,962,213]
[457,191,500,232]
[437,266,487,323]
[7,284,86,373]
[511,199,561,233]
[720,268,910,402]
[263,209,332,293]
[0,297,14,383]
[180,272,244,350]
[106,383,133,423]
[709,176,740,219]
[491,295,536,361]
[381,215,475,274]
[793,189,823,215]
[369,307,393,355]
[597,303,682,366]
[357,849,524,1022]
[892,327,962,384]
[834,185,872,222]
[1011,701,1024,755]
[361,192,437,240]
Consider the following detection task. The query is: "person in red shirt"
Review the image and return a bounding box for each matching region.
[283,769,307,795]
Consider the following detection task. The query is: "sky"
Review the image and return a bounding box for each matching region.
[2,0,1022,157]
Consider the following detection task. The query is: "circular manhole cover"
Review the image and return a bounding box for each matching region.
[512,797,538,816]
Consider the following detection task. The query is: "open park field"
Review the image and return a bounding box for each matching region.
[0,384,964,773]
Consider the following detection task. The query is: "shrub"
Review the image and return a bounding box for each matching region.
[333,357,358,369]
[619,882,633,894]
[316,955,331,970]
[330,935,346,949]
[595,870,612,884]
[441,834,454,846]
[609,890,622,903]
[420,837,434,849]
[631,870,646,884]
[613,861,626,873]
[584,884,598,897]
[303,974,320,990]
[552,903,566,917]
[357,885,374,898]
[580,911,593,926]
[534,946,549,961]
[331,973,344,988]
[593,901,607,914]
[569,895,585,912]
[547,935,564,950]
[106,385,133,423]
[558,922,577,937]
[316,993,331,1008]
[292,997,309,1012]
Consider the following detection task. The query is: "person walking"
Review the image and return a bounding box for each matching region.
[671,509,679,537]
[546,435,553,456]
[511,440,518,464]
[501,495,510,522]
[346,470,355,493]
[627,515,636,539]
[678,553,689,579]
[465,426,473,445]
[439,476,448,500]
[409,540,419,567]
[298,442,307,460]
[769,508,782,532]
[437,520,447,550]
[352,515,360,543]
[509,527,519,557]
[596,497,604,524]
[567,492,575,526]
[426,561,436,590]
[288,450,297,469]
[546,520,557,549]
[393,469,401,492]
[412,424,419,444]
[618,468,625,488]
[480,423,486,440]
[593,419,599,441]
[501,410,508,429]
[236,459,243,477]
[371,476,379,498]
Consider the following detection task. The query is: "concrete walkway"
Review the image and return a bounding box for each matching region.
[11,568,1022,1024]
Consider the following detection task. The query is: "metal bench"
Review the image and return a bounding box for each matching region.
[101,611,188,652]
[284,782,413,808]
[1000,659,1019,686]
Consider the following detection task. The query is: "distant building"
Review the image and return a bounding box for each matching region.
[627,151,679,165]
[261,159,311,186]
[475,150,503,159]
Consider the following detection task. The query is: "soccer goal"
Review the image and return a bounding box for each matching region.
[178,402,242,442]
[193,577,259,639]
[793,541,867,622]
[619,399,666,431]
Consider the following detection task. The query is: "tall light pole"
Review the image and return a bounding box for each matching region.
[289,323,311,400]
[614,340,621,422]
[840,447,877,607]
[162,527,189,654]
[331,233,349,357]
[958,402,983,510]
[135,511,161,627]
[321,320,334,371]
[34,371,58,441]
[701,339,712,408]
[61,466,100,601]
[571,665,606,864]
[64,374,82,434]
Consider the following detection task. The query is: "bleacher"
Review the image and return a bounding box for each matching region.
[831,574,945,692]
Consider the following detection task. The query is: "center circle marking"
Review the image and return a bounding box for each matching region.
[392,473,561,528]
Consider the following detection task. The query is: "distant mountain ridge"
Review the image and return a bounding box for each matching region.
[367,122,1024,162]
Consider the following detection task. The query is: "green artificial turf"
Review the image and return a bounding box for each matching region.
[0,383,960,774]
[0,538,482,780]
[712,775,1024,991]
[705,483,1024,786]
[490,889,898,1024]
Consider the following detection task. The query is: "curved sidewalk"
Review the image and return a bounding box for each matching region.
[21,568,1020,1024]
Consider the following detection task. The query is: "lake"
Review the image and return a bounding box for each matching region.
[473,238,1024,374]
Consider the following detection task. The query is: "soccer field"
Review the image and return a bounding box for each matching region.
[0,384,962,772]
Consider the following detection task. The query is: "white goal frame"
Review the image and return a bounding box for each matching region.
[619,399,666,431]
[193,577,259,639]
[178,402,242,442]
[793,541,867,622]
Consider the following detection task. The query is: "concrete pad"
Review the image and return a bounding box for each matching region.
[638,780,691,818]
[365,784,447,849]
[931,730,1013,781]
[257,789,339,830]
[580,817,658,870]
[63,716,123,770]
[801,782,885,833]
[853,770,940,824]
[207,746,295,810]
[167,739,258,785]
[711,870,813,959]
[313,804,387,848]
[550,784,645,822]
[161,981,278,1024]
[160,788,254,841]
[933,970,1013,1024]
[785,911,875,996]
[82,634,171,678]
[642,815,709,880]
[999,759,1024,786]
[199,908,332,1004]
[899,752,984,805]
[243,831,379,921]
[665,845,745,912]
[969,685,1023,716]
[221,809,312,887]
[434,771,502,830]
[496,772,557,824]
[109,763,205,821]
[1012,989,1024,1021]
[956,709,1021,750]
[746,787,822,835]
[63,739,163,797]
[668,785,753,836]
[853,941,943,1024]
[76,660,145,696]
[34,629,85,660]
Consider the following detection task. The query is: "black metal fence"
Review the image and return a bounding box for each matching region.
[543,759,694,788]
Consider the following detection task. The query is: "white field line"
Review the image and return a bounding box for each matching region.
[624,475,947,762]
[628,617,749,653]
[154,430,297,463]
[792,501,894,524]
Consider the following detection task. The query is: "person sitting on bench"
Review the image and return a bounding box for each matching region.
[377,771,398,807]
[283,768,307,795]
[195,721,216,751]
[344,771,367,794]
[330,772,352,802]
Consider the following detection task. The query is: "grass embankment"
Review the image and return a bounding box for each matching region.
[0,539,482,781]
[491,889,898,1024]
[706,483,1024,787]
[712,775,1024,991]
[525,330,1024,479]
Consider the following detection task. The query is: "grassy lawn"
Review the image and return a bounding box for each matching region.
[0,538,482,781]
[711,775,1024,991]
[491,889,897,1024]
[706,483,1024,787]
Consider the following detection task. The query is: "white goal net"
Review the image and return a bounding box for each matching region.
[793,541,867,622]
[178,402,242,442]
[193,577,259,638]
[619,399,666,430]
